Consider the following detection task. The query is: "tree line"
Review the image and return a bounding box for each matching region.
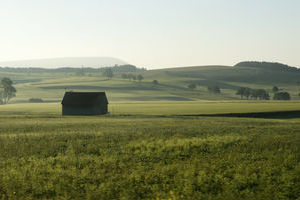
[0,64,146,74]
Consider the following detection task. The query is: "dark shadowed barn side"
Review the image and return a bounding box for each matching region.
[61,92,108,115]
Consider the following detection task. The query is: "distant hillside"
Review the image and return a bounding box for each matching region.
[148,61,300,85]
[0,60,299,102]
[235,61,300,72]
[0,57,127,68]
[0,60,298,85]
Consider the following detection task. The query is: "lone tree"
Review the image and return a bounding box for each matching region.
[102,68,114,80]
[188,83,196,90]
[207,85,221,94]
[0,77,17,104]
[273,92,291,100]
[137,74,144,82]
[272,86,279,93]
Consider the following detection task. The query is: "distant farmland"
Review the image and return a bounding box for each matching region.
[0,61,299,103]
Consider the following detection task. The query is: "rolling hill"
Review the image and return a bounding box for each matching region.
[149,62,300,84]
[0,61,299,102]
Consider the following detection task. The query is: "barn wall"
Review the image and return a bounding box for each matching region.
[62,105,108,115]
[100,104,108,114]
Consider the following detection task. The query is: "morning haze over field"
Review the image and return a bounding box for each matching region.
[0,1,299,200]
[1,0,300,68]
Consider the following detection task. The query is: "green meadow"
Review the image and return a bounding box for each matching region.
[0,63,300,199]
[0,102,299,199]
[5,64,300,103]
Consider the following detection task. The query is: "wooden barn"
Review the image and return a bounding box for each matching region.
[61,92,108,115]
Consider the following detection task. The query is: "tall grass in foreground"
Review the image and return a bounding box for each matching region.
[0,113,299,199]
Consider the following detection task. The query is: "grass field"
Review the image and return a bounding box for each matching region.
[3,64,300,103]
[0,102,299,199]
[1,101,300,116]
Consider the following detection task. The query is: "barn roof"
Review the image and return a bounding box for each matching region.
[61,92,108,106]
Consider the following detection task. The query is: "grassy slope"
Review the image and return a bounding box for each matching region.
[2,64,299,103]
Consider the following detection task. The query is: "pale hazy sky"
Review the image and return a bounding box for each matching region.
[0,0,299,69]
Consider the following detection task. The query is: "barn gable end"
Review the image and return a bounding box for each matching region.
[61,92,108,115]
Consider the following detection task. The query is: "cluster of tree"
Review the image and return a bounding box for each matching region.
[236,86,292,100]
[121,73,144,82]
[236,87,252,99]
[207,85,221,94]
[236,87,270,100]
[273,92,291,100]
[250,89,270,100]
[0,78,17,104]
[272,86,291,100]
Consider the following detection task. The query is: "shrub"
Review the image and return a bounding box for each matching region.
[28,98,44,103]
[187,83,196,90]
[152,80,159,85]
[207,85,220,94]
